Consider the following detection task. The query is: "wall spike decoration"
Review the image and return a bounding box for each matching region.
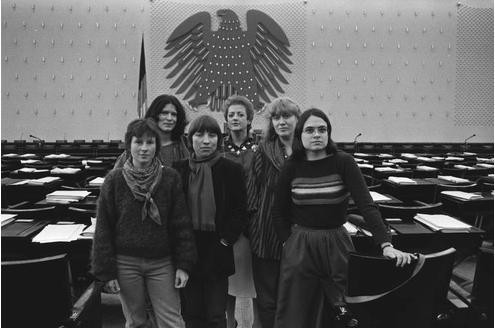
[164,9,293,111]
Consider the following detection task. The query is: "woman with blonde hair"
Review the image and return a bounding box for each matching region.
[246,97,301,328]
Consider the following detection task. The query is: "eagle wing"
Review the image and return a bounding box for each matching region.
[246,10,292,103]
[164,12,211,102]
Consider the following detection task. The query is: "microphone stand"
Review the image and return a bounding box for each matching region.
[353,133,362,153]
[463,134,476,152]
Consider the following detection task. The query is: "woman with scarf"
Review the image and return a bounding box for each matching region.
[114,94,189,168]
[173,115,248,328]
[246,97,302,328]
[92,119,196,328]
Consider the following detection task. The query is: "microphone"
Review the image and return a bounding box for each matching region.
[463,134,476,151]
[29,134,43,143]
[353,133,362,153]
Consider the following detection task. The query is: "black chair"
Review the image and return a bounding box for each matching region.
[66,206,96,225]
[377,201,443,221]
[1,205,58,220]
[345,248,456,328]
[2,254,73,328]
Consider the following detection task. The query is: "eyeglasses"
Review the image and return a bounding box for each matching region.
[303,126,328,135]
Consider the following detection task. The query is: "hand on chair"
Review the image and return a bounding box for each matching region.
[103,279,120,294]
[382,245,417,267]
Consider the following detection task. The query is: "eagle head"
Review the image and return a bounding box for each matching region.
[216,9,239,27]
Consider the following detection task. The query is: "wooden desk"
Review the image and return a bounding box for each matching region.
[440,192,494,228]
[2,177,63,205]
[381,178,437,203]
[35,195,98,210]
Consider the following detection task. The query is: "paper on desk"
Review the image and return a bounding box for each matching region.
[44,153,70,159]
[20,159,41,164]
[378,153,394,158]
[381,162,395,166]
[2,153,19,158]
[343,222,358,234]
[375,167,402,172]
[78,218,97,240]
[445,156,463,161]
[27,176,61,185]
[476,163,494,168]
[32,224,86,243]
[88,177,105,186]
[401,153,417,159]
[454,165,475,170]
[1,214,17,226]
[437,175,470,184]
[388,158,408,163]
[369,191,391,202]
[387,176,417,184]
[432,157,445,160]
[19,153,37,158]
[477,157,494,164]
[357,163,373,169]
[50,167,81,174]
[440,191,483,200]
[416,165,438,171]
[414,214,471,231]
[417,156,435,162]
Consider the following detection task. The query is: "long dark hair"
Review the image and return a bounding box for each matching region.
[144,94,187,141]
[291,108,338,161]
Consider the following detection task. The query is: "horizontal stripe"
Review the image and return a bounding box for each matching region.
[292,185,345,195]
[292,193,350,205]
[292,174,342,185]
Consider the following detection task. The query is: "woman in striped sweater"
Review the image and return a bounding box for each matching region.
[272,108,415,328]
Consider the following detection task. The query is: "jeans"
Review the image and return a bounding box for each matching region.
[116,254,185,328]
[252,256,280,328]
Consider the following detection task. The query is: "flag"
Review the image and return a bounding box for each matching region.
[137,35,147,118]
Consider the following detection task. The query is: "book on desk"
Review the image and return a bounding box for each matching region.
[413,213,473,233]
[1,219,49,238]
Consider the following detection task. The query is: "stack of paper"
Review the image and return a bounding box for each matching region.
[1,214,18,227]
[414,213,472,232]
[27,176,62,185]
[32,224,86,243]
[381,162,395,166]
[437,175,470,184]
[19,153,37,158]
[357,163,373,169]
[462,152,477,156]
[2,153,19,158]
[369,191,391,202]
[50,167,81,174]
[477,157,494,163]
[476,163,494,168]
[353,157,368,163]
[401,153,417,159]
[88,177,105,186]
[78,217,97,239]
[387,177,417,184]
[44,154,70,159]
[432,157,445,160]
[416,165,438,171]
[20,159,41,164]
[389,158,408,164]
[18,168,49,173]
[343,222,358,234]
[375,167,402,172]
[454,165,475,170]
[378,153,394,158]
[417,156,435,162]
[445,156,464,161]
[440,191,483,200]
[353,153,369,157]
[46,190,91,203]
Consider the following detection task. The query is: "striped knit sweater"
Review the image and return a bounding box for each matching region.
[272,151,391,245]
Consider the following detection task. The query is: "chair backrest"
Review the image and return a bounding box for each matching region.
[66,206,96,225]
[2,254,73,328]
[1,205,58,220]
[346,248,456,328]
[377,202,443,221]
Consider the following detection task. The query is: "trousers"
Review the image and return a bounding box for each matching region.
[116,254,185,328]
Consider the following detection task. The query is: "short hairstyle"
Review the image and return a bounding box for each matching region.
[144,94,188,141]
[187,115,223,151]
[264,97,302,141]
[223,95,255,135]
[291,108,338,160]
[124,118,162,158]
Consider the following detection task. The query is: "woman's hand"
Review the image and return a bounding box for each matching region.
[175,269,189,288]
[103,279,120,294]
[383,246,417,267]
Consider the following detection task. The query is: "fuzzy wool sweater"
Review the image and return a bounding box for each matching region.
[91,167,197,282]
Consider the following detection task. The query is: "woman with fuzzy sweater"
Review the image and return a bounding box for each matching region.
[92,118,196,328]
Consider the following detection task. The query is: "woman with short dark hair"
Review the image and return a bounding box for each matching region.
[173,115,248,328]
[114,94,189,168]
[272,108,415,328]
[92,118,196,328]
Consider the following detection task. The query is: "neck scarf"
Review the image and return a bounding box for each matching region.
[122,157,163,225]
[188,151,222,231]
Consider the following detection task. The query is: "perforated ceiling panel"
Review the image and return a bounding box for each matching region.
[455,4,493,126]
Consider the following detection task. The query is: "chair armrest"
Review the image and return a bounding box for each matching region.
[61,282,103,328]
[7,200,31,209]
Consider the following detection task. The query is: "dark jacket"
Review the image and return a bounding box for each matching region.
[173,157,248,278]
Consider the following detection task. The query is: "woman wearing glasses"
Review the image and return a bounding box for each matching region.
[246,97,301,328]
[114,94,189,168]
[272,108,415,328]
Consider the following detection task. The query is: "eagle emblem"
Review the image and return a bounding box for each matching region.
[164,9,292,111]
